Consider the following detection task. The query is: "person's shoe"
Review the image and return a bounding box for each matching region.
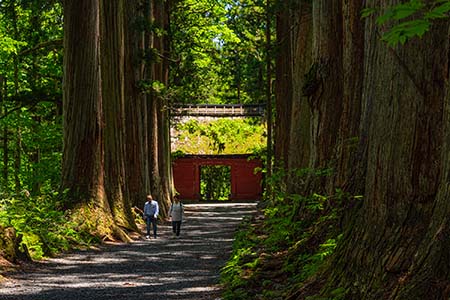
[145,235,150,239]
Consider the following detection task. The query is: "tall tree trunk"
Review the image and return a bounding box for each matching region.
[124,1,149,208]
[159,0,173,214]
[309,0,343,177]
[276,2,313,194]
[100,0,136,231]
[265,0,273,196]
[14,129,20,193]
[324,2,450,299]
[145,0,162,207]
[332,0,365,192]
[236,54,241,103]
[2,125,6,190]
[146,0,172,214]
[61,0,114,236]
[62,0,173,240]
[274,0,344,199]
[393,100,450,299]
[274,1,450,298]
[274,2,292,170]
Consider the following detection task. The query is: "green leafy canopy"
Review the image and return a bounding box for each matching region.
[170,0,270,104]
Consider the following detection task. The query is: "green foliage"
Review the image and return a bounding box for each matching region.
[137,79,167,96]
[0,35,26,58]
[221,218,259,299]
[363,0,450,46]
[305,287,348,300]
[221,167,361,299]
[200,165,231,200]
[0,0,63,194]
[299,236,341,281]
[382,19,430,45]
[170,0,272,104]
[0,103,63,193]
[172,118,266,154]
[0,192,98,259]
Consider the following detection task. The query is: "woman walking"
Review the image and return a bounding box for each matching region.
[169,196,184,237]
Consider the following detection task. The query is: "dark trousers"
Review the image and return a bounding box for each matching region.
[146,216,157,237]
[172,221,182,236]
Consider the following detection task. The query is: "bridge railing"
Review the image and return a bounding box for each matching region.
[171,103,266,117]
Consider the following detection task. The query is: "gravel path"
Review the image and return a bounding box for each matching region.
[0,203,257,300]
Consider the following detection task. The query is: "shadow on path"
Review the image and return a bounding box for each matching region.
[0,202,257,300]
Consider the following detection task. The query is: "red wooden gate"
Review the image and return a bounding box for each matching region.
[172,154,262,200]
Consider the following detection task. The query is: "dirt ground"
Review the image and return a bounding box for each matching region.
[0,202,257,300]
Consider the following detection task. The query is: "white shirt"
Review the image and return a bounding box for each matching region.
[169,202,184,221]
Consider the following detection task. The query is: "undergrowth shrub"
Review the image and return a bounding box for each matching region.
[221,167,361,299]
[0,192,98,259]
[221,217,259,299]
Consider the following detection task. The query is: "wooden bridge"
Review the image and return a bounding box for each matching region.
[171,103,266,117]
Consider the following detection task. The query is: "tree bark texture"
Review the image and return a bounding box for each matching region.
[332,0,365,192]
[124,1,150,208]
[278,0,344,195]
[62,0,107,207]
[309,0,343,183]
[275,1,312,193]
[62,0,173,239]
[156,0,172,215]
[328,8,450,298]
[277,0,450,298]
[265,0,274,195]
[146,0,172,215]
[274,1,293,170]
[100,0,136,230]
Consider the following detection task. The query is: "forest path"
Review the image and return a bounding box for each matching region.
[0,202,257,300]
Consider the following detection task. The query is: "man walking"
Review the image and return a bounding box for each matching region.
[143,194,159,239]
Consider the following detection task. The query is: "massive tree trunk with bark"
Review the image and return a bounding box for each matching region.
[146,0,172,215]
[332,0,365,191]
[100,0,136,232]
[61,0,114,236]
[155,0,172,215]
[325,8,450,299]
[62,0,103,202]
[276,0,450,298]
[124,1,150,208]
[62,0,173,240]
[275,2,313,194]
[276,0,346,194]
[274,2,292,170]
[308,0,343,189]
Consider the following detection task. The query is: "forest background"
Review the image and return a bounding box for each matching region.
[0,0,269,260]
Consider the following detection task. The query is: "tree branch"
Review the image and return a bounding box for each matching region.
[18,39,63,56]
[0,90,62,120]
